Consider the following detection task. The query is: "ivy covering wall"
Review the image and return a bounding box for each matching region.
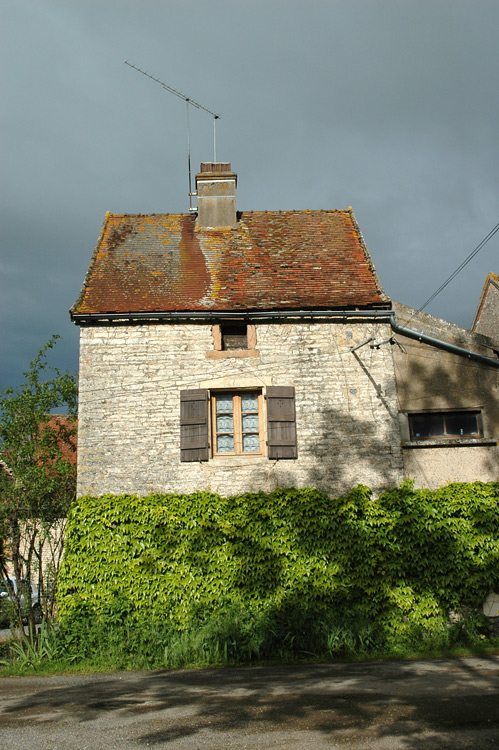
[57,482,499,650]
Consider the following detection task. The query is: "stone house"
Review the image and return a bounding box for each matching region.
[71,162,498,498]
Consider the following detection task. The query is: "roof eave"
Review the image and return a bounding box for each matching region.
[71,304,394,325]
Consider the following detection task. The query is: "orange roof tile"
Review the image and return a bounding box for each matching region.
[71,210,389,317]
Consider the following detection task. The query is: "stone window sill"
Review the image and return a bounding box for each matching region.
[403,438,497,449]
[206,350,260,359]
[208,455,268,466]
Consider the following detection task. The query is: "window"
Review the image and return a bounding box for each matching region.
[408,410,482,440]
[221,324,247,351]
[180,386,297,461]
[208,323,258,358]
[212,391,264,455]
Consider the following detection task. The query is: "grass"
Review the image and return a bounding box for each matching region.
[1,642,498,678]
[1,607,498,677]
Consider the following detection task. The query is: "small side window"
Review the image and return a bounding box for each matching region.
[408,410,482,440]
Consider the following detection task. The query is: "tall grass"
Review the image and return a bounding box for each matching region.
[1,603,496,675]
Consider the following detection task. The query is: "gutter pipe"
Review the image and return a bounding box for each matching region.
[71,309,393,323]
[71,308,499,368]
[389,315,499,369]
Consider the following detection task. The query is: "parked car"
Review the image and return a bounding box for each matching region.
[0,576,42,626]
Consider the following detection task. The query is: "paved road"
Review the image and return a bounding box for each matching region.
[0,657,498,749]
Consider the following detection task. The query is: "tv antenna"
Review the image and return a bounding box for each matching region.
[125,61,221,211]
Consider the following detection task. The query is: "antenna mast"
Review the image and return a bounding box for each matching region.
[125,61,221,211]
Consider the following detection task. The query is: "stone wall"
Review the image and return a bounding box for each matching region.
[77,320,404,498]
[472,274,499,340]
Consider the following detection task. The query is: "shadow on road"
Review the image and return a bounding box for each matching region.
[1,657,498,748]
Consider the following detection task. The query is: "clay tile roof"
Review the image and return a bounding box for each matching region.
[44,415,77,465]
[71,209,389,317]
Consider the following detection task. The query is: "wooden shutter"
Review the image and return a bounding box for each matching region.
[180,389,209,462]
[266,386,297,459]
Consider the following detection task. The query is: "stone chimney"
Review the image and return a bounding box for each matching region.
[195,162,237,228]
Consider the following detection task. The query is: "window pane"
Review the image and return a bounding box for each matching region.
[445,412,479,436]
[217,434,234,452]
[242,413,259,431]
[212,389,262,456]
[216,394,233,413]
[217,415,234,432]
[241,393,258,411]
[410,414,445,438]
[242,434,260,452]
[409,411,481,439]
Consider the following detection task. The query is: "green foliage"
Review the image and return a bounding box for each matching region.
[0,336,77,517]
[0,621,64,671]
[55,481,499,666]
[0,336,78,630]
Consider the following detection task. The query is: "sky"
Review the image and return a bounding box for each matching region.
[1,0,498,393]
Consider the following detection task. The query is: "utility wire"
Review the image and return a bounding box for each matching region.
[400,220,499,329]
[418,221,499,313]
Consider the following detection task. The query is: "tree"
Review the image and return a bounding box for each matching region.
[0,336,77,636]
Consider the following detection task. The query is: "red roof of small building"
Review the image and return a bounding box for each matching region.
[44,415,77,465]
[71,210,389,317]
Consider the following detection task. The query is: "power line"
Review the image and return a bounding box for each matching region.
[418,221,499,314]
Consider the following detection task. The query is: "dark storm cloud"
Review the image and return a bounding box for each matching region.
[1,0,498,391]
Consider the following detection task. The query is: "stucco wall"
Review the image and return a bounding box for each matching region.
[402,444,497,489]
[76,320,404,498]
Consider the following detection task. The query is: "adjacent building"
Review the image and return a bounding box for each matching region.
[392,301,498,488]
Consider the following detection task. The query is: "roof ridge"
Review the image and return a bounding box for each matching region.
[105,208,353,219]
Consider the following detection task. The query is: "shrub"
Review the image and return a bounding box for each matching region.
[54,481,499,665]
